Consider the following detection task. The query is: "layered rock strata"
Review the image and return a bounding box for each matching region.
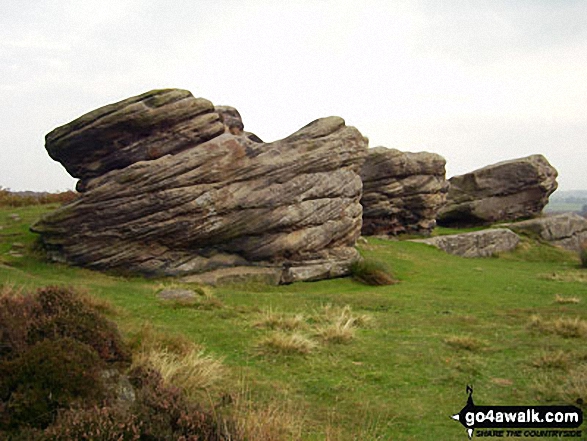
[32,89,368,284]
[411,228,520,258]
[360,147,448,236]
[438,155,558,227]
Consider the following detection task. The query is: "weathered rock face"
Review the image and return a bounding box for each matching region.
[360,147,448,236]
[46,89,225,185]
[411,228,520,258]
[32,90,368,284]
[215,105,263,143]
[505,213,587,252]
[437,155,558,227]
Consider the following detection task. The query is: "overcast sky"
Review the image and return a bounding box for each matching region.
[1,0,586,192]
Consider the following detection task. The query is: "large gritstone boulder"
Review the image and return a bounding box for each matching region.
[360,147,448,236]
[437,155,558,227]
[32,89,368,284]
[505,213,587,252]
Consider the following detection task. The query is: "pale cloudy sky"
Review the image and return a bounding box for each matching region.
[1,0,586,191]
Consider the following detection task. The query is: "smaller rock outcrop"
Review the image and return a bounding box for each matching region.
[411,229,520,258]
[437,155,558,227]
[360,147,448,236]
[505,213,587,252]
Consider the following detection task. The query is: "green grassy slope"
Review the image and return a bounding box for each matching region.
[1,205,586,440]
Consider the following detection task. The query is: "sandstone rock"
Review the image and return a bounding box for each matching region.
[505,213,587,252]
[216,105,263,143]
[411,228,520,258]
[32,91,368,284]
[46,89,225,183]
[437,155,558,227]
[360,147,448,236]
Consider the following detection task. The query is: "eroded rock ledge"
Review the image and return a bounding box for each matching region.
[32,89,368,284]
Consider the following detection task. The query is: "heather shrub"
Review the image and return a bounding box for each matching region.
[29,286,131,363]
[41,406,142,441]
[127,365,232,440]
[0,337,106,430]
[0,285,38,360]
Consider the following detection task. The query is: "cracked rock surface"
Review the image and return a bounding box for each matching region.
[33,89,368,284]
[438,155,558,227]
[360,147,448,236]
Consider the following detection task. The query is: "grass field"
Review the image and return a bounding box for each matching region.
[1,204,586,440]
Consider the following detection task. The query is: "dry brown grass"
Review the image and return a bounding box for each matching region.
[532,350,572,370]
[534,365,587,405]
[229,391,305,441]
[257,332,317,355]
[127,322,201,356]
[529,315,587,338]
[554,294,581,304]
[444,335,484,351]
[254,308,306,331]
[133,348,225,396]
[539,271,587,283]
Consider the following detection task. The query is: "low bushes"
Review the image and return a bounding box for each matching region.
[0,285,234,440]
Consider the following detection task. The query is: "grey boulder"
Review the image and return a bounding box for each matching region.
[438,155,558,227]
[411,228,520,258]
[505,213,587,252]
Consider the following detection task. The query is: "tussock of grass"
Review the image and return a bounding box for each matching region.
[316,319,356,344]
[445,336,483,351]
[257,332,317,355]
[532,351,571,370]
[534,366,587,406]
[312,304,371,327]
[254,308,306,331]
[555,294,581,304]
[539,271,587,283]
[133,348,224,396]
[529,315,587,338]
[350,258,397,286]
[128,323,201,356]
[315,305,369,344]
[230,391,304,441]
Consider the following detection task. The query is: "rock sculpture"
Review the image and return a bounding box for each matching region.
[32,89,368,284]
[360,147,448,236]
[437,155,558,227]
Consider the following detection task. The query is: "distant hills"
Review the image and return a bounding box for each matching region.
[547,190,587,214]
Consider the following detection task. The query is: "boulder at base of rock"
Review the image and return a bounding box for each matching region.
[505,213,587,252]
[360,147,448,236]
[437,155,558,227]
[32,90,368,285]
[411,228,520,258]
